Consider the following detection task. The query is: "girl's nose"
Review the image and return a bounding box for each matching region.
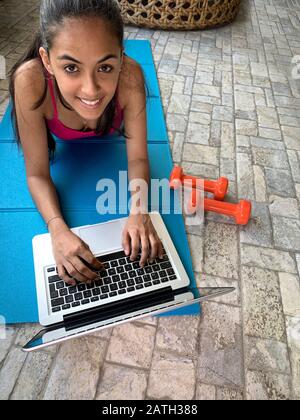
[81,76,100,99]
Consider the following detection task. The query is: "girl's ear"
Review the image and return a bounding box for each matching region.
[39,47,54,75]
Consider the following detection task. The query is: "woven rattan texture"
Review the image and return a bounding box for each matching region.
[117,0,241,30]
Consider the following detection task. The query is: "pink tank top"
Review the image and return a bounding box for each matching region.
[45,76,124,141]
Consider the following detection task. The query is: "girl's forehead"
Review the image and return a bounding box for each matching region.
[52,17,121,55]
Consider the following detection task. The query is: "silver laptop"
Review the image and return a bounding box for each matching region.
[23,211,234,352]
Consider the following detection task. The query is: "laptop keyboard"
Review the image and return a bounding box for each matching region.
[46,246,178,314]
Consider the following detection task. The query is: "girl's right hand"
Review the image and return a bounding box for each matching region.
[50,229,104,286]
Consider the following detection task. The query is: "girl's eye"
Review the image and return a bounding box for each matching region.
[64,65,78,74]
[99,65,113,73]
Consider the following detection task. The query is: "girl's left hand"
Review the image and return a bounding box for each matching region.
[122,213,164,268]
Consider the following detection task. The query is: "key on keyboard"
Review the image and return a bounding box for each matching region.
[47,247,178,314]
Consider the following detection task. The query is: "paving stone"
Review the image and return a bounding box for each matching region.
[282,126,300,150]
[279,273,300,317]
[287,150,300,183]
[166,114,188,132]
[258,127,282,140]
[195,383,216,400]
[240,244,297,273]
[220,158,236,181]
[240,202,273,247]
[183,143,219,166]
[11,351,54,400]
[257,106,279,129]
[212,105,233,122]
[185,122,210,145]
[236,119,258,136]
[147,351,196,400]
[179,51,198,67]
[265,167,295,198]
[43,337,107,400]
[269,196,299,219]
[250,62,269,78]
[156,316,199,357]
[250,136,285,150]
[285,316,300,399]
[210,119,222,147]
[272,216,300,251]
[195,272,240,307]
[0,325,17,365]
[236,134,250,148]
[279,114,300,128]
[189,111,211,125]
[235,91,256,111]
[216,387,244,400]
[234,68,252,86]
[177,64,195,77]
[193,84,221,98]
[241,265,286,341]
[236,152,255,200]
[106,322,156,369]
[222,93,233,107]
[253,165,267,202]
[181,161,219,180]
[187,233,204,273]
[96,363,147,400]
[197,301,243,387]
[0,347,27,400]
[204,222,239,280]
[221,121,235,160]
[192,94,221,106]
[195,71,214,85]
[190,101,213,114]
[245,336,290,374]
[171,132,184,163]
[168,94,191,115]
[252,147,289,169]
[246,370,291,400]
[158,60,178,74]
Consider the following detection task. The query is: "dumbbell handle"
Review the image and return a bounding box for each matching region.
[205,198,239,217]
[172,174,213,190]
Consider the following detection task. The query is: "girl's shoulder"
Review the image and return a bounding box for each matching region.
[14,58,47,109]
[118,56,145,110]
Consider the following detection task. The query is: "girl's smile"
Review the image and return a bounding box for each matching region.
[77,96,105,110]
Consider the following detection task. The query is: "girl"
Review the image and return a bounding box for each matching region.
[9,0,164,286]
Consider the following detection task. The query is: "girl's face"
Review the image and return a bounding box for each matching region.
[40,17,123,121]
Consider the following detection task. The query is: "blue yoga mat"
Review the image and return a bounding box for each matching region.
[0,40,200,324]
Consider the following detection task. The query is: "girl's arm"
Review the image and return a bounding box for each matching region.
[14,64,69,235]
[121,63,164,267]
[14,63,103,283]
[123,62,149,213]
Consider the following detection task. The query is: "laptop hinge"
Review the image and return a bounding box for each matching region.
[63,286,173,331]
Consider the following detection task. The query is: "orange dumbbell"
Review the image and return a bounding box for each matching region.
[170,165,228,200]
[188,189,252,225]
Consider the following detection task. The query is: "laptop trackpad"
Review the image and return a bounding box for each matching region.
[78,218,127,254]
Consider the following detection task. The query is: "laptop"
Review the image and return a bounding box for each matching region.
[23,211,234,352]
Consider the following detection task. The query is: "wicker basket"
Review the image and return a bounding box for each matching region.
[117,0,241,30]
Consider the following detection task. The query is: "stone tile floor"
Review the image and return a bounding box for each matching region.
[0,0,300,400]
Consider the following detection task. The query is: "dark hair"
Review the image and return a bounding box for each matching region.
[9,0,147,161]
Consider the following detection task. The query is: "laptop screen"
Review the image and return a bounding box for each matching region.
[22,287,234,352]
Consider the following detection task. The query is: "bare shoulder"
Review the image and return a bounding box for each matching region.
[118,55,145,110]
[14,58,47,106]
